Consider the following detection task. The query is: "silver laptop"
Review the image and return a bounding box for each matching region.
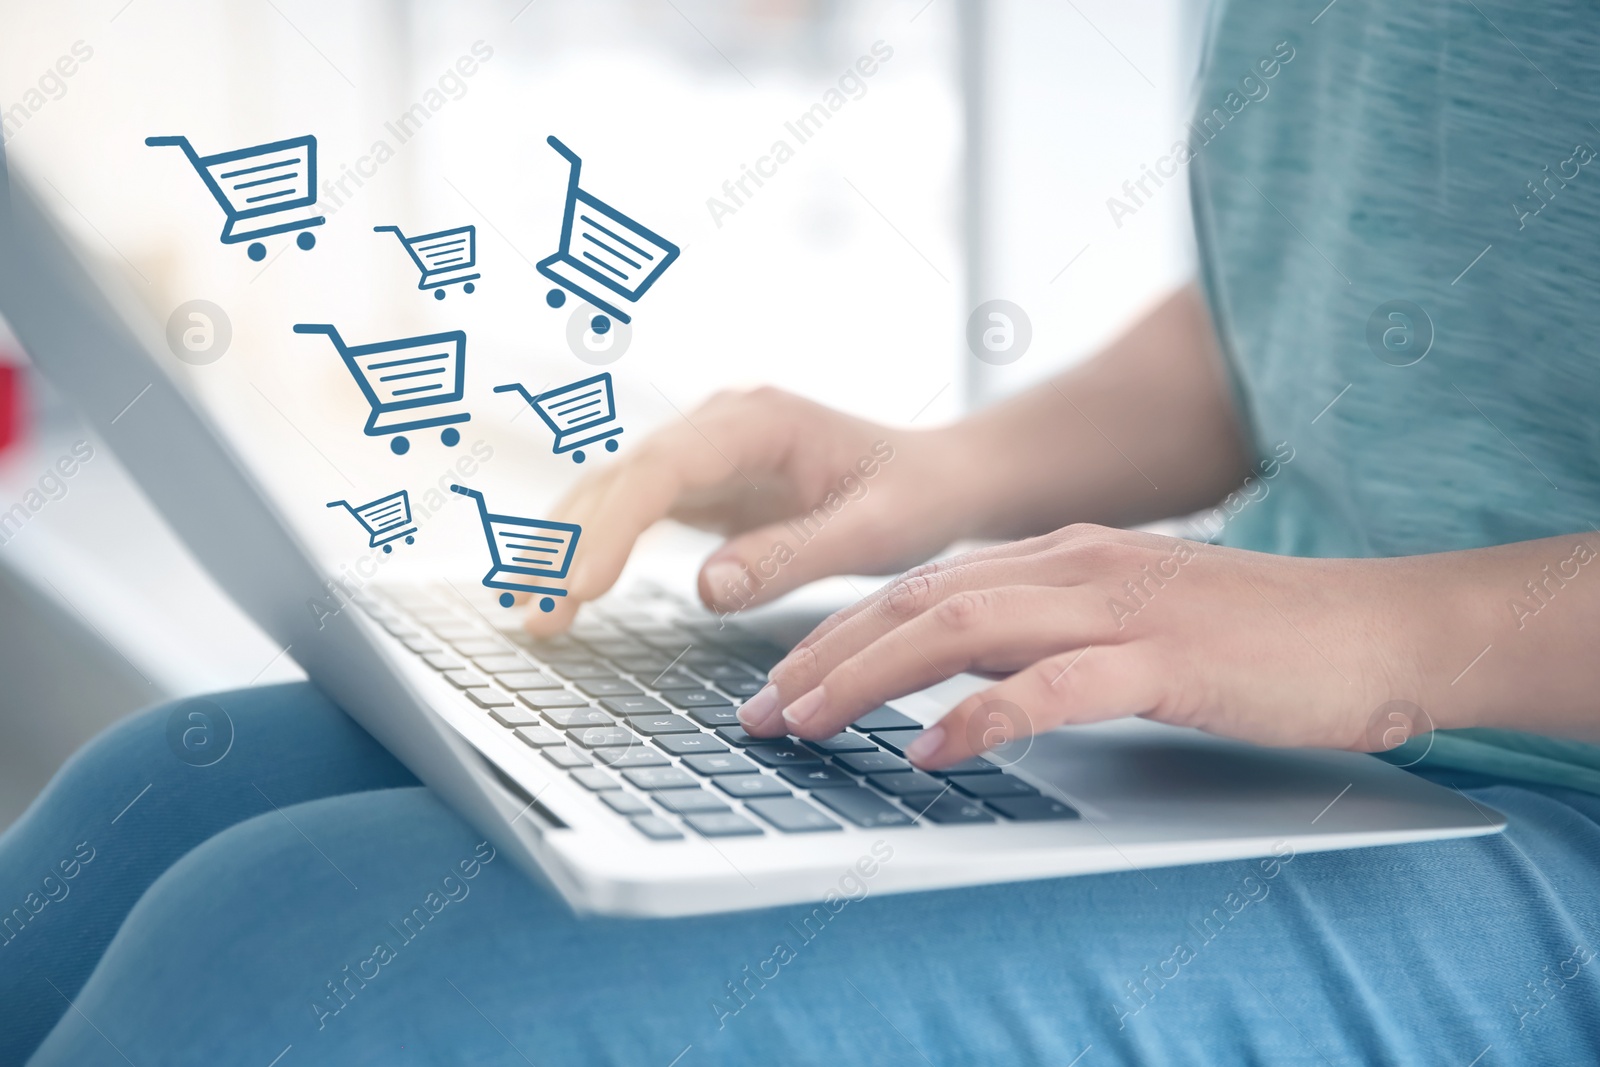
[0,154,1503,917]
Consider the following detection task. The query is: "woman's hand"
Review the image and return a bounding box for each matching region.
[523,387,980,634]
[737,524,1496,768]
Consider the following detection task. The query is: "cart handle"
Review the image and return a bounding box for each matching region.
[449,484,489,508]
[144,135,203,166]
[546,136,581,173]
[325,500,356,513]
[493,383,537,404]
[293,324,342,341]
[372,225,404,238]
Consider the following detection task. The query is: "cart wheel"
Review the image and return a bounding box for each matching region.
[605,438,619,453]
[441,428,460,447]
[499,593,515,608]
[391,436,410,455]
[247,243,266,261]
[297,231,316,251]
[382,544,393,554]
[433,289,446,301]
[464,282,476,294]
[539,597,556,613]
[546,289,566,308]
[591,315,611,334]
[405,535,414,545]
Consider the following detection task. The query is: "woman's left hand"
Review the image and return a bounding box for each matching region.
[735,524,1487,768]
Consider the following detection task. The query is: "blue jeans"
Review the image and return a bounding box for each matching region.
[4,684,1599,1066]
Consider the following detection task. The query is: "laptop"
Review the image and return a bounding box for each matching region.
[0,152,1503,917]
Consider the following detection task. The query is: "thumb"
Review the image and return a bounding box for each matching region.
[697,512,874,613]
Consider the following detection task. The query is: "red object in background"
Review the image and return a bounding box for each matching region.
[0,361,22,455]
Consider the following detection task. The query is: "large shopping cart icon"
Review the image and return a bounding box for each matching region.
[494,373,622,463]
[326,491,417,553]
[293,323,470,455]
[539,136,680,335]
[145,134,323,261]
[450,484,581,611]
[374,224,480,300]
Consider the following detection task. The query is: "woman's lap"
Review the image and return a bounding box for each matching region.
[12,688,1600,1066]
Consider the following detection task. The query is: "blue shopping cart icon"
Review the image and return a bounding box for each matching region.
[145,134,323,261]
[294,323,470,455]
[450,484,581,610]
[327,491,417,553]
[374,224,480,300]
[494,373,622,463]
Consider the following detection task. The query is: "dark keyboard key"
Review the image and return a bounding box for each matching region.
[599,695,668,717]
[571,726,635,749]
[466,688,517,710]
[929,757,1003,776]
[811,787,915,828]
[512,725,565,747]
[715,640,786,670]
[630,815,684,840]
[686,706,741,729]
[612,654,678,674]
[452,638,512,657]
[853,706,921,731]
[714,726,766,747]
[488,706,542,728]
[546,658,615,680]
[679,649,735,667]
[423,651,465,672]
[912,794,996,824]
[836,751,910,775]
[576,677,643,698]
[804,733,878,755]
[746,742,823,768]
[543,746,591,769]
[683,752,758,776]
[583,639,641,659]
[868,730,925,757]
[685,812,764,837]
[696,662,760,683]
[625,714,699,736]
[746,797,842,833]
[646,670,702,691]
[571,768,620,791]
[869,771,946,797]
[474,653,535,674]
[719,678,765,698]
[443,669,492,690]
[591,746,670,768]
[623,766,700,790]
[714,774,792,798]
[988,796,1079,821]
[602,792,652,816]
[779,765,858,789]
[495,670,561,691]
[654,733,729,756]
[542,707,615,728]
[519,690,590,710]
[653,789,732,815]
[955,774,1040,799]
[663,688,733,710]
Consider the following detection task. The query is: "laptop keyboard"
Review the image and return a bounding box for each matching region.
[358,584,1079,842]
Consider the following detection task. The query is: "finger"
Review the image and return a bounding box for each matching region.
[905,643,1163,769]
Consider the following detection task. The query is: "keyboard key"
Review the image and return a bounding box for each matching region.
[601,792,652,816]
[804,733,878,755]
[443,669,492,690]
[570,727,635,749]
[836,751,910,775]
[474,653,534,674]
[912,794,996,824]
[599,695,668,717]
[954,774,1040,799]
[811,787,915,828]
[625,714,699,736]
[646,669,702,691]
[612,654,678,674]
[869,771,946,797]
[714,726,766,747]
[452,638,512,657]
[853,706,921,731]
[488,706,542,728]
[685,812,764,838]
[746,742,822,768]
[401,636,442,654]
[591,746,671,768]
[654,733,729,756]
[684,752,758,776]
[546,659,615,680]
[495,670,561,691]
[422,651,465,671]
[714,774,792,798]
[623,766,700,791]
[719,678,765,698]
[583,639,640,659]
[519,690,590,710]
[988,796,1079,821]
[571,768,620,791]
[778,765,859,790]
[746,797,842,833]
[696,662,760,684]
[543,746,591,769]
[663,688,733,710]
[466,688,517,709]
[576,677,643,698]
[509,632,581,655]
[653,789,732,815]
[929,757,1003,776]
[630,815,684,840]
[512,725,565,747]
[686,706,741,729]
[542,707,615,728]
[868,730,925,757]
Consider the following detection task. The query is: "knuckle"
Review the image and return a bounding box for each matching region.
[882,572,941,620]
[771,643,820,690]
[933,589,990,630]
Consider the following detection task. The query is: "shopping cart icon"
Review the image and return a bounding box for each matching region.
[374,224,480,300]
[293,323,470,456]
[450,484,581,610]
[145,134,323,261]
[538,136,680,335]
[326,491,417,553]
[494,374,622,463]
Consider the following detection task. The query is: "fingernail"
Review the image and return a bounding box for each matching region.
[906,725,945,765]
[703,560,746,610]
[737,685,781,731]
[782,686,827,729]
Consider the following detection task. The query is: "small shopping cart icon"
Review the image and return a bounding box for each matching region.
[539,136,680,335]
[293,323,470,455]
[494,373,622,463]
[450,484,581,610]
[145,134,323,261]
[374,224,480,300]
[326,491,417,553]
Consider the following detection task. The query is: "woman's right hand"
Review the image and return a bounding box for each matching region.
[522,386,978,634]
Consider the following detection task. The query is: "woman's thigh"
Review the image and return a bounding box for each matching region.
[0,682,416,1064]
[27,780,1600,1066]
